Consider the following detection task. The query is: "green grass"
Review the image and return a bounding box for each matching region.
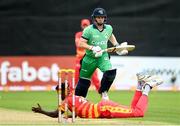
[0,90,180,125]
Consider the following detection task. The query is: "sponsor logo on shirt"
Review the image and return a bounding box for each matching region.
[92,41,107,45]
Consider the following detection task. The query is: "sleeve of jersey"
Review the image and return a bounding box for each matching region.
[81,27,90,40]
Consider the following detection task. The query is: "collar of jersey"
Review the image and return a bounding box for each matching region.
[93,24,106,32]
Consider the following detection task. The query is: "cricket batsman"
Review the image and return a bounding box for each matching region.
[32,73,163,118]
[75,7,129,100]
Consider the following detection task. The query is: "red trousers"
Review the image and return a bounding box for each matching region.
[75,57,100,91]
[98,91,148,118]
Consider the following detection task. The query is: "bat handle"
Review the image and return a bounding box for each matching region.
[101,49,107,53]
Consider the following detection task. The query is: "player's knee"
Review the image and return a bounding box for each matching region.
[98,69,117,94]
[75,78,91,97]
[103,69,117,81]
[133,108,145,117]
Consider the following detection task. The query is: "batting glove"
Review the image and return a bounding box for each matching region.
[116,49,128,55]
[90,46,103,57]
[116,42,128,55]
[120,42,128,46]
[95,51,103,57]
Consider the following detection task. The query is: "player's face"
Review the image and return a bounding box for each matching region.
[95,16,105,26]
[55,84,70,100]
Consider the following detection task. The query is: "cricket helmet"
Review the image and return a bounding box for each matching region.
[91,7,107,22]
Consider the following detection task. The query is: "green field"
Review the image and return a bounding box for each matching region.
[0,90,180,125]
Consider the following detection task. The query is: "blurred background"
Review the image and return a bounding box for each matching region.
[0,0,180,91]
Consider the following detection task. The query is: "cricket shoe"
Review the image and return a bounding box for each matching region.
[142,75,163,89]
[101,91,109,100]
[136,73,152,83]
[136,73,152,90]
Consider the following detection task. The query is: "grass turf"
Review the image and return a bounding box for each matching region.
[0,90,180,125]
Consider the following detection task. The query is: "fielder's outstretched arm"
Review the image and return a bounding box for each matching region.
[32,103,58,118]
[32,103,77,118]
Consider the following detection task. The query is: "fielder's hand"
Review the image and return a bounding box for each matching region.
[32,103,43,113]
[90,46,103,57]
[116,42,129,55]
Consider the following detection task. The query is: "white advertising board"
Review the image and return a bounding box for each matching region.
[109,56,180,90]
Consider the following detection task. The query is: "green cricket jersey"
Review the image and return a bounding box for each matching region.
[82,24,113,57]
[79,24,113,79]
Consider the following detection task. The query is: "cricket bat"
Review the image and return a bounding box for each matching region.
[103,44,135,53]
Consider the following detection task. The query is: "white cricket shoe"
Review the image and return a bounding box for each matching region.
[136,73,151,91]
[136,73,163,89]
[136,73,151,82]
[143,75,163,88]
[101,91,109,100]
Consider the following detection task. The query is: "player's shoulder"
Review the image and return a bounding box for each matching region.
[104,24,113,29]
[82,25,93,34]
[84,24,93,30]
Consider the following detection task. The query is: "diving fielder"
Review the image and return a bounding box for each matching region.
[32,73,163,118]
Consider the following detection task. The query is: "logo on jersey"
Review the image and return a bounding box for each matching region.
[104,32,110,39]
[105,35,108,39]
[92,41,107,46]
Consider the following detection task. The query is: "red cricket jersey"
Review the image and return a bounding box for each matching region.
[61,95,133,118]
[61,94,100,118]
[60,93,147,118]
[75,31,86,59]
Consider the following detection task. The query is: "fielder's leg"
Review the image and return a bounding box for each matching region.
[75,58,81,85]
[132,73,163,117]
[91,69,100,91]
[131,74,144,109]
